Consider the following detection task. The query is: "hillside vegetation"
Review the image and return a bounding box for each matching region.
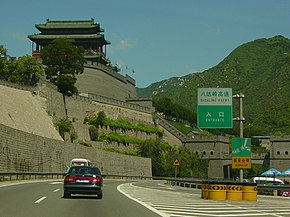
[137,36,290,137]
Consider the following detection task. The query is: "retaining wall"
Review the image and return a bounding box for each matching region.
[0,123,152,176]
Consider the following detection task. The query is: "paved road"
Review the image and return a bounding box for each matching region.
[120,180,290,217]
[0,180,160,217]
[1,179,290,217]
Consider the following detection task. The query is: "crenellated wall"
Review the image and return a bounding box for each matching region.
[0,81,154,176]
[76,62,136,102]
[0,123,152,176]
[2,78,289,179]
[184,135,289,178]
[38,81,154,142]
[269,136,290,171]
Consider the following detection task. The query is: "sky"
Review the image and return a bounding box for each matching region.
[1,0,289,88]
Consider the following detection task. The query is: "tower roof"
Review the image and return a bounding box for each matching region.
[35,19,104,32]
[28,18,111,45]
[28,33,108,42]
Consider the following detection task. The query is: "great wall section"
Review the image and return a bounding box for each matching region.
[4,18,285,179]
[1,64,290,178]
[0,66,155,177]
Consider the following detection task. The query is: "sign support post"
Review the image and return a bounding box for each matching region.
[233,93,245,182]
[173,159,180,179]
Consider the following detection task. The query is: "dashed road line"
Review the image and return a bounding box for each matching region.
[50,182,63,185]
[34,196,47,204]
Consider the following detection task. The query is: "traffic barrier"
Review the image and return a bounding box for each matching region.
[201,180,258,201]
[227,182,243,201]
[208,180,227,200]
[242,182,257,201]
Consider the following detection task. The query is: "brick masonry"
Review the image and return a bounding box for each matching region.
[1,76,289,179]
[0,123,152,176]
[76,63,136,102]
[0,80,153,176]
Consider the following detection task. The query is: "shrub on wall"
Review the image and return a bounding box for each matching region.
[98,132,143,146]
[89,125,98,141]
[54,118,78,142]
[84,111,164,136]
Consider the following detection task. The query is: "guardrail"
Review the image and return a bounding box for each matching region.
[0,172,154,182]
[0,172,200,184]
[162,177,203,189]
[162,177,290,196]
[1,173,289,196]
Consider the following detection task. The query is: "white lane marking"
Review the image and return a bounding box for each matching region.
[157,183,175,190]
[117,183,170,217]
[50,182,63,185]
[53,189,60,192]
[0,180,62,188]
[35,196,47,204]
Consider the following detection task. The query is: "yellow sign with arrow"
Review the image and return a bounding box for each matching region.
[173,159,180,166]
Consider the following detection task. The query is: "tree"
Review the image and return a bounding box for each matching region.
[16,55,44,86]
[1,47,44,86]
[41,39,85,118]
[153,97,196,125]
[0,45,9,80]
[54,118,77,142]
[0,45,7,58]
[41,39,85,96]
[96,111,106,128]
[55,74,78,96]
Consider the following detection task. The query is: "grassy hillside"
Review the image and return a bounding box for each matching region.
[137,36,290,136]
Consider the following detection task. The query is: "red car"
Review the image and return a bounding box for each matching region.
[63,166,104,199]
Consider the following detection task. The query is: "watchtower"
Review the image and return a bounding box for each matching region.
[28,18,111,65]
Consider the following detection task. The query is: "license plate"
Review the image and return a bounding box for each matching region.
[76,180,90,183]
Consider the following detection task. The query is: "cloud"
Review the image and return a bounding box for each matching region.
[107,38,136,54]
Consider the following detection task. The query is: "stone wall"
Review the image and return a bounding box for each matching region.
[0,81,154,176]
[76,62,136,102]
[184,136,230,178]
[184,136,230,160]
[38,82,154,143]
[0,84,63,141]
[0,123,152,176]
[3,79,290,179]
[270,136,290,171]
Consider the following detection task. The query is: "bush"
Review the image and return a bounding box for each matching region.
[54,118,77,141]
[89,126,98,141]
[84,111,164,136]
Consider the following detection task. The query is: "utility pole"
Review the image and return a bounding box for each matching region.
[233,93,245,181]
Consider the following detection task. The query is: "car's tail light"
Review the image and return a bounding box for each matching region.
[65,175,76,182]
[90,177,102,183]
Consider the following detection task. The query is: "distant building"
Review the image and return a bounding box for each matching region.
[27,19,141,103]
[28,19,111,65]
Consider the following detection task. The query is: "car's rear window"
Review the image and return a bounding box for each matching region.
[68,166,100,175]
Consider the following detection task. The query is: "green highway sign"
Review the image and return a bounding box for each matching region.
[198,105,233,128]
[232,138,251,169]
[197,88,233,128]
[232,138,251,157]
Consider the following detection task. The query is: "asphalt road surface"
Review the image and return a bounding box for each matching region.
[0,180,161,217]
[1,179,290,217]
[122,181,290,217]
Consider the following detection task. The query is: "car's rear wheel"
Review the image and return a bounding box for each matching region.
[63,192,71,198]
[96,193,103,199]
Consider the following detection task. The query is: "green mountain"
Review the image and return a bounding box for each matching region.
[137,36,290,136]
